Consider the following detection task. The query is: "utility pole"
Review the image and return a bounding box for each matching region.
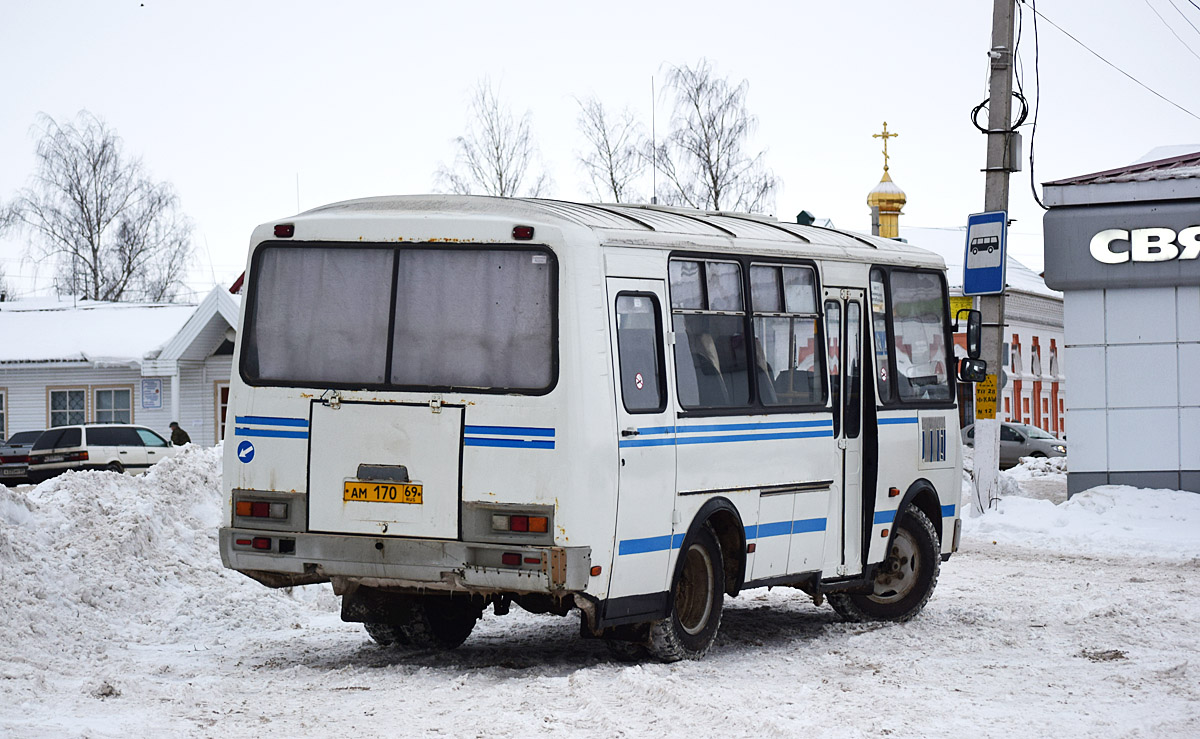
[975,0,1017,510]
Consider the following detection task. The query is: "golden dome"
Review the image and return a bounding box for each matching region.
[867,169,907,211]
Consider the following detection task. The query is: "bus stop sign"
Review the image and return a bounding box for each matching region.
[963,211,1007,296]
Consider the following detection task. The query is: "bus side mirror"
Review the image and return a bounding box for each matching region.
[956,308,983,359]
[958,357,987,383]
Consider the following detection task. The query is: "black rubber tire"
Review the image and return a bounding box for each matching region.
[364,622,403,646]
[604,639,649,663]
[1029,452,1047,458]
[828,507,940,623]
[647,522,724,662]
[395,596,481,650]
[106,462,124,474]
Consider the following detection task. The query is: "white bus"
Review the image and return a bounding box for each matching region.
[220,195,984,661]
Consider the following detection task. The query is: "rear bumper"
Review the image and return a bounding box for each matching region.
[219,527,592,594]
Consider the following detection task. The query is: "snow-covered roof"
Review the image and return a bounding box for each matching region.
[899,226,1059,299]
[0,297,197,366]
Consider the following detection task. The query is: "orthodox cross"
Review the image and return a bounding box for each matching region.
[873,122,898,172]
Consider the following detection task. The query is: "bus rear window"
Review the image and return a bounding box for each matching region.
[242,245,556,393]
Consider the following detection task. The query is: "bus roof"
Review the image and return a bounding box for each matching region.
[292,195,947,270]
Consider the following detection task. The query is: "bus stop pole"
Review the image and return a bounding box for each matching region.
[975,0,1016,510]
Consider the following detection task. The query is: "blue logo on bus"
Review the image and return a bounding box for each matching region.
[237,440,255,463]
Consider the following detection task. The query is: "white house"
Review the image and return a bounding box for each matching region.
[0,287,239,446]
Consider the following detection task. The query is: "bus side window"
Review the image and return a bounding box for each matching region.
[750,264,823,407]
[669,259,750,409]
[844,302,862,439]
[825,300,842,437]
[615,294,666,413]
[869,268,894,404]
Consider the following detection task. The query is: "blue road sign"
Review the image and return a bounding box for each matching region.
[963,211,1008,296]
[237,440,255,463]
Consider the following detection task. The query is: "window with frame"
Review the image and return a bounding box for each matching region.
[669,259,750,409]
[615,293,666,413]
[749,264,824,406]
[136,428,169,447]
[242,245,556,392]
[868,269,894,403]
[49,389,86,427]
[95,388,132,424]
[888,270,952,402]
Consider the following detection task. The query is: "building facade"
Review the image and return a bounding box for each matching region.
[1043,151,1200,495]
[0,287,239,447]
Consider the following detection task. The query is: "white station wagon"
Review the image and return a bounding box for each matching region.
[27,424,180,482]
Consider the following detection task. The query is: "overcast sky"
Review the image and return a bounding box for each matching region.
[2,0,1197,301]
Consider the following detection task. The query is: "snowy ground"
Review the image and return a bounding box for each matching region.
[1,448,1198,738]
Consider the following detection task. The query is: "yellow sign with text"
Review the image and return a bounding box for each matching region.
[950,296,975,321]
[975,374,998,419]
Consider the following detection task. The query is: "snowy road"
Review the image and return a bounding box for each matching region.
[1,449,1197,738]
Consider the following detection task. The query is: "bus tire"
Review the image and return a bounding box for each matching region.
[397,596,481,650]
[828,507,940,623]
[647,522,724,662]
[363,622,404,646]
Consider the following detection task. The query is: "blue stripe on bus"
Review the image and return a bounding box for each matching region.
[464,425,555,437]
[234,427,309,439]
[942,504,956,517]
[620,518,827,554]
[877,417,919,425]
[234,416,309,427]
[874,510,896,525]
[620,429,834,448]
[464,437,555,450]
[678,420,833,433]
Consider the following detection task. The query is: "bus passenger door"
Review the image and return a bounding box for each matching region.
[822,288,866,577]
[605,278,677,606]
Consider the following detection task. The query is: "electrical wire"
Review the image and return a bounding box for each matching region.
[1018,0,1200,123]
[1144,0,1200,62]
[1026,0,1047,210]
[1168,0,1200,37]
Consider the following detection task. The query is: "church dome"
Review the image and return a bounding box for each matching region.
[867,170,907,211]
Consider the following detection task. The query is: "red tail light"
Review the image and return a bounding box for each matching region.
[0,455,28,464]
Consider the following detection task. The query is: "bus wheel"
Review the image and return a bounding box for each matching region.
[363,622,404,646]
[397,596,481,650]
[648,523,724,662]
[828,507,940,623]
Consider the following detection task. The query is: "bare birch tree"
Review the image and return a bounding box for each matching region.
[436,80,551,198]
[0,112,194,302]
[576,97,645,203]
[651,60,778,213]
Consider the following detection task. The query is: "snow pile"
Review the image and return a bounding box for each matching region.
[1003,454,1068,481]
[963,484,1200,560]
[0,446,330,664]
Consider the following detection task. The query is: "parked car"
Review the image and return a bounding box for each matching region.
[27,424,180,482]
[0,430,44,485]
[961,422,1066,468]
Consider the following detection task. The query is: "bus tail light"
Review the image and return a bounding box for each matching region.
[252,537,272,550]
[512,225,535,240]
[492,514,548,533]
[236,500,288,519]
[501,552,521,566]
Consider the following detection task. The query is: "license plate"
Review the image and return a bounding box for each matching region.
[1,468,21,476]
[343,480,423,504]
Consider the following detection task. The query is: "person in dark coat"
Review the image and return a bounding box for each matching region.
[169,422,191,446]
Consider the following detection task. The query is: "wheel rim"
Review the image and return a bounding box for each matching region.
[868,528,920,604]
[675,543,714,635]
